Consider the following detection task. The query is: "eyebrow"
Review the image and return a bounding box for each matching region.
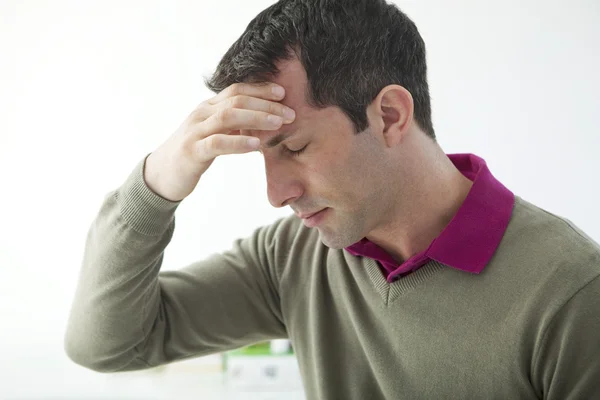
[264,130,298,148]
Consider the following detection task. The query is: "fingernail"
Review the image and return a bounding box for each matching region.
[283,108,295,122]
[272,86,285,97]
[268,115,283,126]
[247,137,261,148]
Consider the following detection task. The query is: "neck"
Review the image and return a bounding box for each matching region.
[366,140,473,264]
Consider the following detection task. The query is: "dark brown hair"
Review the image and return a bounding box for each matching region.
[205,0,435,140]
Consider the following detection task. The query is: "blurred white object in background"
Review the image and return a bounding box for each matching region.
[223,340,303,392]
[270,339,292,354]
[225,355,303,392]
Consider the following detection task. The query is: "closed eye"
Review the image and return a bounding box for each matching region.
[284,144,308,157]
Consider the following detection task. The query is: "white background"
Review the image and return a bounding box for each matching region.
[1,0,599,398]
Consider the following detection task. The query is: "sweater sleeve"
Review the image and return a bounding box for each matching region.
[531,272,600,399]
[64,154,287,373]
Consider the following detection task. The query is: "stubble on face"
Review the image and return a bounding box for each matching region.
[310,126,392,250]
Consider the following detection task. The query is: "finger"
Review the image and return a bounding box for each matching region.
[218,95,295,123]
[198,108,285,139]
[195,133,261,160]
[207,82,286,105]
[189,95,295,126]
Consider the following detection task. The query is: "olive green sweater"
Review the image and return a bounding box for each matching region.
[65,155,600,399]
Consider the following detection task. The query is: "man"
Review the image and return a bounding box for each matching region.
[64,0,600,398]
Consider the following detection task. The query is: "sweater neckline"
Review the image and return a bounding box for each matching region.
[363,258,446,305]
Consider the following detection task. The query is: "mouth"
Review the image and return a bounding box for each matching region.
[298,210,324,219]
[299,208,329,228]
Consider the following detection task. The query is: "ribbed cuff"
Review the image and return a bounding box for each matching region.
[116,153,181,236]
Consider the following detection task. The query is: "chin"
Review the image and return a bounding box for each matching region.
[318,235,347,250]
[317,227,363,250]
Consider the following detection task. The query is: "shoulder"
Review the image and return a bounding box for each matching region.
[511,196,600,262]
[505,196,600,292]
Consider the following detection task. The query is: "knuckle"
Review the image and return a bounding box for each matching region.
[269,102,281,115]
[224,97,236,110]
[229,83,244,96]
[205,135,222,152]
[229,95,245,109]
[258,113,269,126]
[215,108,231,124]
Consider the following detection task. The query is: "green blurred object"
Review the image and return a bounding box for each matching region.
[229,340,293,356]
[229,342,272,356]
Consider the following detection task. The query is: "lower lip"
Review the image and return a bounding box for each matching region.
[302,208,329,228]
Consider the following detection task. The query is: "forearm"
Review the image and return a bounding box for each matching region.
[64,155,288,373]
[64,155,180,372]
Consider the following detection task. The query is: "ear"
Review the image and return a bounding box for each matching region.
[367,85,414,147]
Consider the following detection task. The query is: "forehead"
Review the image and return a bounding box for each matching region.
[248,57,350,141]
[270,58,311,113]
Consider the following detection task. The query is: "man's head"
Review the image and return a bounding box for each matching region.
[205,0,441,249]
[206,0,434,139]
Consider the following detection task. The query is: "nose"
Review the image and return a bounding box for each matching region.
[264,157,303,208]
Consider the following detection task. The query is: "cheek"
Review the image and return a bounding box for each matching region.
[308,148,362,198]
